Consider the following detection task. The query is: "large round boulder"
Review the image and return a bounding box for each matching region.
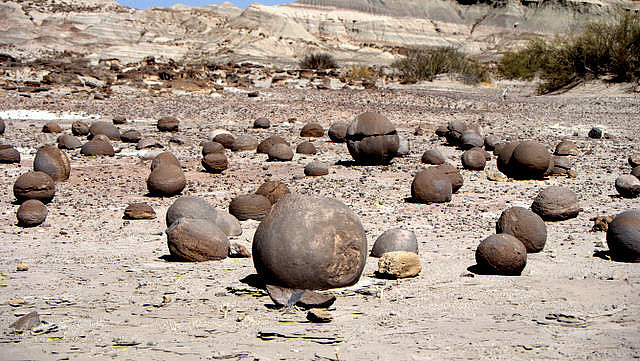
[267,143,294,161]
[531,186,580,221]
[508,141,552,179]
[71,121,90,136]
[257,135,289,154]
[255,180,290,204]
[615,175,640,198]
[411,167,452,203]
[371,228,418,257]
[150,152,180,171]
[146,164,186,196]
[606,209,640,262]
[300,123,324,138]
[496,207,547,253]
[89,121,120,140]
[252,194,367,290]
[0,145,20,164]
[80,139,115,156]
[157,116,179,132]
[13,171,55,203]
[328,122,348,143]
[475,234,527,275]
[346,111,399,165]
[213,133,235,149]
[296,141,317,155]
[461,148,486,170]
[33,145,70,182]
[229,194,272,221]
[202,152,228,173]
[57,134,82,150]
[202,141,225,156]
[421,149,446,165]
[16,199,48,227]
[166,196,217,227]
[166,218,229,261]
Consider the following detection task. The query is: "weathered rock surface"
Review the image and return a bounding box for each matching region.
[81,139,115,156]
[421,149,446,165]
[257,135,289,154]
[606,210,640,262]
[376,251,421,279]
[300,123,324,138]
[496,207,547,253]
[166,196,217,227]
[146,164,186,196]
[434,163,463,193]
[34,145,71,182]
[253,117,270,129]
[267,143,294,161]
[475,234,527,276]
[461,148,486,170]
[166,217,229,262]
[296,141,317,155]
[328,122,348,143]
[255,180,290,204]
[346,111,398,165]
[229,194,272,221]
[57,134,82,149]
[42,122,62,133]
[71,121,90,136]
[554,140,578,156]
[615,175,640,198]
[202,141,225,156]
[371,228,418,257]
[120,129,142,143]
[123,203,156,220]
[13,171,55,203]
[231,135,258,152]
[89,121,120,140]
[0,145,20,163]
[17,199,48,227]
[157,116,179,132]
[304,161,329,176]
[265,284,336,309]
[151,152,180,171]
[531,186,580,221]
[202,152,228,173]
[411,167,452,203]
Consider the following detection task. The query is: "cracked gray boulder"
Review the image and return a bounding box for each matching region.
[346,111,399,165]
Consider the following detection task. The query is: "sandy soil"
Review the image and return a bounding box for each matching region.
[0,80,639,360]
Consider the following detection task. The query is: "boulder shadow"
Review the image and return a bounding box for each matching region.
[158,254,191,263]
[467,264,522,276]
[240,273,266,290]
[592,250,611,261]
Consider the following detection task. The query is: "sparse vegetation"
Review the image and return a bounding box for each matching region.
[345,65,376,81]
[391,47,489,85]
[299,52,338,69]
[499,12,640,94]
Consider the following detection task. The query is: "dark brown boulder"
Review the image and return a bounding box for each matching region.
[157,116,179,132]
[150,152,180,171]
[146,164,186,196]
[123,203,156,220]
[71,121,90,136]
[252,194,367,290]
[631,166,640,180]
[34,145,70,182]
[229,194,272,221]
[304,161,329,176]
[202,152,228,173]
[496,142,518,176]
[213,133,235,149]
[434,163,463,193]
[606,209,640,262]
[267,143,294,161]
[257,135,289,154]
[629,153,640,168]
[13,171,55,203]
[166,218,229,261]
[202,141,225,156]
[346,111,399,165]
[588,127,602,139]
[475,234,527,275]
[0,145,20,163]
[57,134,82,149]
[460,130,483,150]
[461,148,486,170]
[255,180,290,204]
[496,207,547,253]
[42,122,62,133]
[421,149,446,165]
[531,186,580,221]
[17,199,48,227]
[411,168,452,203]
[253,117,270,129]
[120,129,142,143]
[328,122,348,143]
[112,116,126,125]
[296,141,317,155]
[444,120,467,146]
[89,121,120,140]
[300,123,324,138]
[230,135,258,152]
[615,175,640,198]
[508,141,552,179]
[554,140,578,156]
[371,228,418,257]
[80,139,115,156]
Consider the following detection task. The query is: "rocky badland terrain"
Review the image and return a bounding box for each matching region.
[1,0,639,360]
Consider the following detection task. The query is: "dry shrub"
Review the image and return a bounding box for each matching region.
[299,53,338,69]
[345,65,376,80]
[392,47,489,85]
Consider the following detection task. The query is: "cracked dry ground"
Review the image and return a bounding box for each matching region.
[0,83,639,360]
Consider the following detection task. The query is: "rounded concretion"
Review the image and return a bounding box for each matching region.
[89,121,120,140]
[435,125,448,137]
[255,180,290,204]
[34,145,70,182]
[0,145,20,163]
[166,218,229,262]
[347,111,395,137]
[13,171,55,203]
[42,122,62,133]
[496,207,547,253]
[497,142,518,177]
[346,112,399,164]
[121,129,142,143]
[300,123,324,138]
[588,127,603,139]
[328,122,348,143]
[267,143,294,161]
[460,130,483,150]
[615,175,640,198]
[304,161,329,176]
[202,152,228,173]
[531,186,580,221]
[166,196,217,227]
[81,139,115,156]
[421,149,446,165]
[434,164,463,193]
[202,141,224,156]
[509,141,552,179]
[296,141,317,155]
[146,164,185,196]
[229,194,272,221]
[17,199,48,227]
[231,135,258,152]
[484,135,501,151]
[257,135,289,154]
[629,153,640,168]
[151,152,180,171]
[157,116,179,132]
[252,193,367,290]
[213,133,235,149]
[631,166,640,180]
[57,134,82,149]
[371,228,418,257]
[445,120,467,146]
[461,148,486,170]
[606,210,640,262]
[253,117,270,129]
[411,168,452,203]
[475,234,527,275]
[71,121,90,136]
[554,140,578,156]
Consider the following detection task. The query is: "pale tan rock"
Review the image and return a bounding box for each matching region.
[377,251,421,279]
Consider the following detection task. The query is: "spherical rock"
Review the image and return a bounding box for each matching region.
[484,135,501,151]
[151,152,180,171]
[346,111,399,165]
[80,139,115,156]
[371,228,418,257]
[89,121,120,140]
[328,122,348,143]
[202,141,225,156]
[0,145,20,163]
[460,130,483,150]
[71,121,89,136]
[42,122,62,133]
[304,161,329,176]
[16,199,48,227]
[123,203,156,220]
[554,140,578,156]
[496,142,518,176]
[215,211,243,237]
[629,153,640,168]
[166,196,217,227]
[588,127,603,139]
[300,123,324,138]
[257,135,289,154]
[56,134,82,149]
[252,193,367,290]
[213,133,235,149]
[146,164,185,196]
[13,171,55,203]
[94,134,110,143]
[475,234,527,275]
[166,218,229,262]
[496,207,547,253]
[531,186,580,221]
[445,120,467,146]
[434,163,463,193]
[631,166,640,180]
[230,135,258,152]
[296,141,317,155]
[267,143,294,161]
[229,194,272,221]
[606,209,640,262]
[255,180,290,204]
[157,116,179,132]
[202,152,228,173]
[421,149,446,165]
[435,125,448,137]
[34,145,70,182]
[615,175,640,198]
[411,168,452,203]
[253,117,270,129]
[120,129,142,143]
[461,148,486,170]
[508,141,552,179]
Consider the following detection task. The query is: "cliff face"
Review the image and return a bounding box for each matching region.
[0,0,636,66]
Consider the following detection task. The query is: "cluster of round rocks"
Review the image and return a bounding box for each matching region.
[614,153,640,198]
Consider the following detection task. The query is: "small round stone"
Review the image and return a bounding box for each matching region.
[267,143,294,161]
[257,135,289,154]
[421,149,446,165]
[629,153,640,168]
[146,164,186,196]
[13,171,55,203]
[304,161,329,176]
[588,127,603,139]
[34,145,70,182]
[16,199,48,227]
[229,194,272,221]
[120,129,142,143]
[57,134,82,149]
[606,209,640,262]
[255,180,290,204]
[136,137,163,150]
[166,218,229,262]
[123,203,156,220]
[460,130,483,150]
[615,175,640,198]
[89,121,120,140]
[496,207,547,253]
[42,122,62,133]
[300,123,324,138]
[371,228,418,257]
[475,234,527,275]
[213,133,235,149]
[531,186,580,221]
[151,152,180,171]
[445,120,467,146]
[411,167,452,203]
[434,163,463,193]
[484,135,501,151]
[230,135,258,152]
[461,148,486,170]
[157,116,179,132]
[202,152,228,173]
[71,121,90,136]
[202,141,225,156]
[296,141,317,155]
[253,117,270,129]
[0,145,20,163]
[554,140,578,156]
[80,139,115,156]
[328,122,348,143]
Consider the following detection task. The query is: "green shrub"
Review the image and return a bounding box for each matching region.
[299,53,338,69]
[392,47,489,84]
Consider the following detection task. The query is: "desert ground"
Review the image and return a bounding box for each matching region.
[0,80,639,360]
